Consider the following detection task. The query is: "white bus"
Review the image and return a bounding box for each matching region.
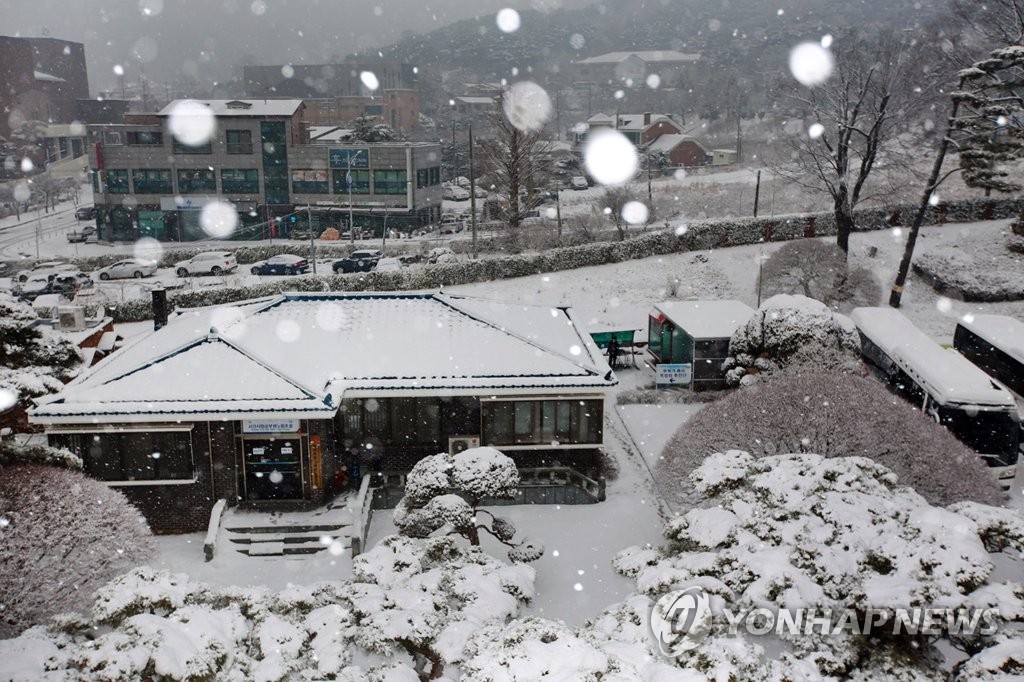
[851,307,1020,488]
[954,315,1024,400]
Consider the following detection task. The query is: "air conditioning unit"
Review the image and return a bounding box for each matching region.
[449,435,480,455]
[57,306,86,332]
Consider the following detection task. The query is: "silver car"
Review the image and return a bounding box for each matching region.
[96,258,159,280]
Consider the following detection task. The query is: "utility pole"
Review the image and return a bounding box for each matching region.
[647,150,653,207]
[555,187,562,240]
[468,122,478,259]
[753,170,761,217]
[347,149,364,244]
[307,203,316,274]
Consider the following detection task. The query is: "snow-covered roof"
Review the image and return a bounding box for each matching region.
[851,307,1016,409]
[31,292,614,424]
[308,126,355,142]
[957,314,1024,366]
[647,134,708,154]
[157,99,303,118]
[653,300,754,339]
[455,96,495,105]
[575,51,701,65]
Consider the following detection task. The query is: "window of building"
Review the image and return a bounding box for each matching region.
[332,169,370,193]
[106,169,130,193]
[49,430,195,482]
[177,168,217,193]
[102,131,123,145]
[127,130,164,145]
[364,104,383,117]
[225,129,253,154]
[221,168,260,194]
[373,169,408,194]
[291,169,329,194]
[71,138,83,158]
[481,399,602,446]
[416,167,442,188]
[132,168,173,193]
[173,139,213,154]
[341,398,441,446]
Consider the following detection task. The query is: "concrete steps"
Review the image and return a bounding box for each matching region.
[224,523,350,557]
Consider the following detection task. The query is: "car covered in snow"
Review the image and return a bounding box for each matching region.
[16,261,76,283]
[332,249,382,273]
[569,176,589,190]
[249,254,310,276]
[443,185,471,201]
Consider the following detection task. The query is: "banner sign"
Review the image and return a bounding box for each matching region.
[329,148,368,168]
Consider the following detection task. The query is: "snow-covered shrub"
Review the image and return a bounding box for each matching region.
[0,439,81,469]
[612,451,1024,679]
[657,370,1003,508]
[393,447,544,562]
[722,294,861,386]
[0,536,536,680]
[0,463,154,638]
[914,251,1024,302]
[759,238,881,311]
[0,293,82,411]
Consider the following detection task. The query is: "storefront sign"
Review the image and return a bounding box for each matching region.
[242,419,300,434]
[160,196,224,211]
[655,363,692,387]
[329,148,369,168]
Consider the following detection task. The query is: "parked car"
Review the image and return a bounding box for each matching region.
[473,185,489,199]
[14,276,56,301]
[453,176,472,189]
[443,185,471,201]
[332,249,382,274]
[67,224,97,243]
[570,176,589,190]
[16,261,75,283]
[52,271,95,295]
[174,251,238,277]
[375,257,404,272]
[95,258,159,280]
[426,247,456,265]
[75,206,98,220]
[288,229,314,241]
[250,254,310,276]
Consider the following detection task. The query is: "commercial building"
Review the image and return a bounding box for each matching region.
[0,35,89,140]
[572,50,700,88]
[31,292,616,532]
[87,98,442,241]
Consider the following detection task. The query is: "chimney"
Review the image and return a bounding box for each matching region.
[152,288,168,331]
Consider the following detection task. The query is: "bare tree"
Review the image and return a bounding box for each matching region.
[775,32,909,256]
[759,239,882,311]
[477,98,552,231]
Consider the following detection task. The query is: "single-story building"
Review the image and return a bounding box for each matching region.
[646,134,710,168]
[30,292,616,533]
[711,149,738,166]
[648,300,754,390]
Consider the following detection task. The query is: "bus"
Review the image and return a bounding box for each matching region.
[954,315,1024,399]
[850,307,1020,488]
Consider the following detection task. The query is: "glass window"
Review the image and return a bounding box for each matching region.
[221,168,260,193]
[106,169,129,193]
[132,168,172,193]
[127,130,164,145]
[177,168,217,193]
[482,399,602,445]
[226,129,253,154]
[333,169,370,193]
[50,431,194,482]
[373,169,408,194]
[291,169,329,194]
[173,139,212,154]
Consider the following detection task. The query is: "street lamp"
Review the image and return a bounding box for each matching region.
[346,148,366,244]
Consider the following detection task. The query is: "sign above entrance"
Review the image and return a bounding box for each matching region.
[242,419,301,434]
[160,196,225,211]
[329,148,369,168]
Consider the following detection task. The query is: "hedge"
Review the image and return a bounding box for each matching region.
[98,196,1024,322]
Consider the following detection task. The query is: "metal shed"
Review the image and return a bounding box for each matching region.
[648,300,754,390]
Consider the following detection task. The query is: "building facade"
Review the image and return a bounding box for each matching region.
[0,36,89,140]
[572,50,700,88]
[31,292,616,533]
[87,99,442,241]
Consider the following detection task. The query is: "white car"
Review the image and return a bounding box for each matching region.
[443,185,471,201]
[375,257,404,272]
[453,176,471,189]
[570,176,589,190]
[95,258,159,280]
[16,261,75,283]
[174,251,238,277]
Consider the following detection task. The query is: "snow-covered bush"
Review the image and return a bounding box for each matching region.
[759,238,882,311]
[0,536,535,680]
[722,294,861,386]
[393,447,544,563]
[0,463,154,638]
[0,292,81,411]
[0,439,81,469]
[914,250,1024,302]
[611,451,1024,679]
[657,370,1003,508]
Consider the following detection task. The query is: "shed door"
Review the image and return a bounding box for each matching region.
[243,437,303,500]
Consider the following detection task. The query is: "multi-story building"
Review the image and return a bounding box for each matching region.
[572,50,700,89]
[243,62,420,133]
[87,99,442,242]
[0,35,89,140]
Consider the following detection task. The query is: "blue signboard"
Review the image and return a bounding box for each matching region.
[329,148,369,168]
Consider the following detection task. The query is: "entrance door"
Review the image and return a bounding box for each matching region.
[243,437,303,500]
